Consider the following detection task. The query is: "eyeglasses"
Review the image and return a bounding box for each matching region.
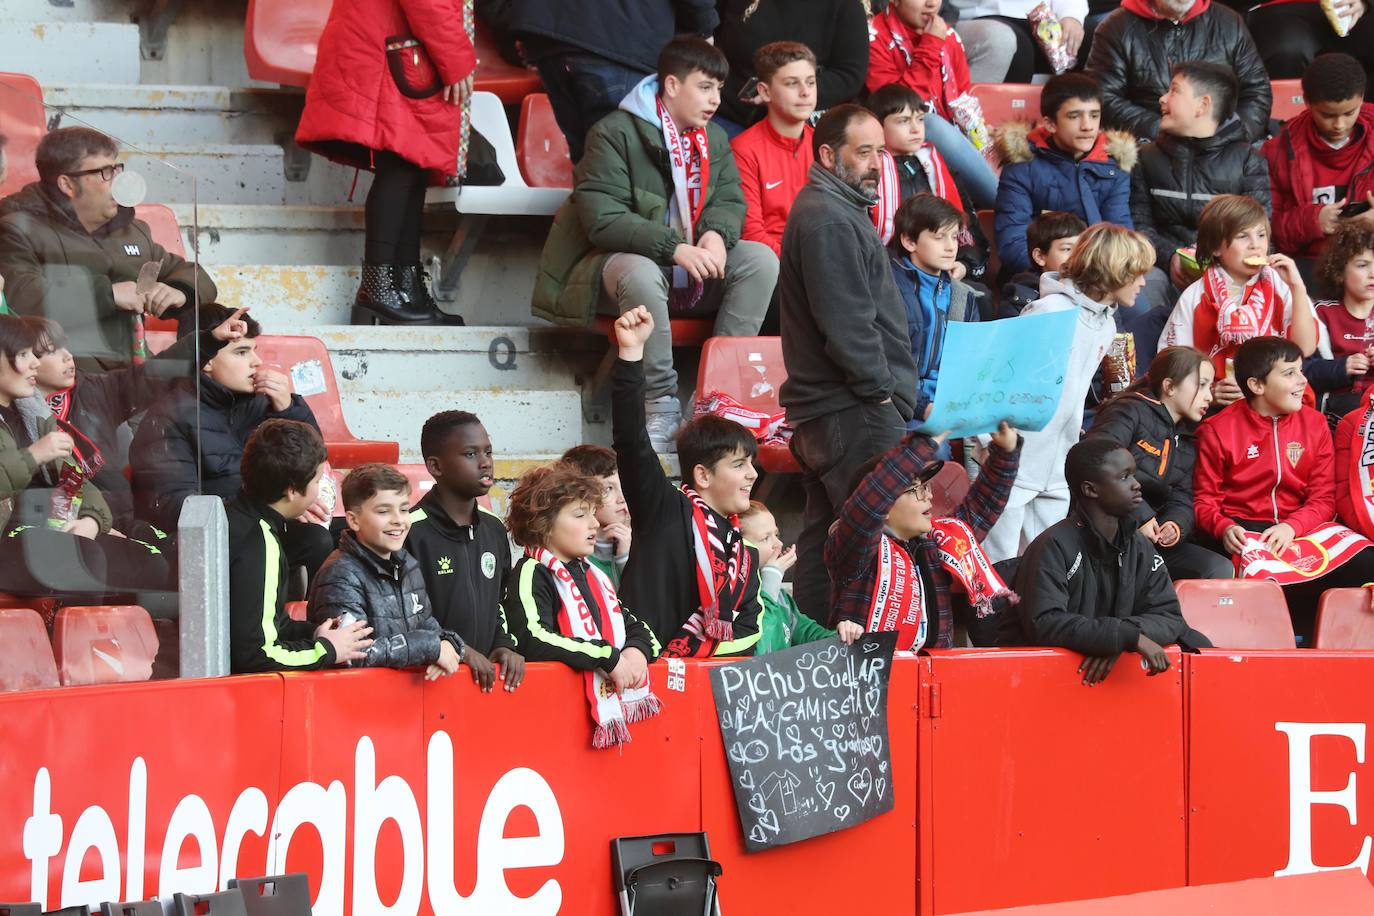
[66,163,124,182]
[903,482,933,500]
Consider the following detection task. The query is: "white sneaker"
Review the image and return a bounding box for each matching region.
[644,396,682,453]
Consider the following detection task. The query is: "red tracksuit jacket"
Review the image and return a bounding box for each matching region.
[1194,399,1335,540]
[731,119,814,258]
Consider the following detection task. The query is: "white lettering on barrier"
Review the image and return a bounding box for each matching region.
[1274,721,1372,877]
[23,732,565,915]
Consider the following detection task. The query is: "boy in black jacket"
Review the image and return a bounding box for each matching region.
[1000,211,1086,317]
[612,306,763,657]
[228,420,372,674]
[999,438,1210,684]
[309,464,463,678]
[405,410,524,692]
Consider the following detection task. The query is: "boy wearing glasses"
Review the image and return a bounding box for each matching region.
[824,422,1021,649]
[0,126,217,365]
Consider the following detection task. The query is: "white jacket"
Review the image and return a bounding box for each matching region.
[949,0,1089,28]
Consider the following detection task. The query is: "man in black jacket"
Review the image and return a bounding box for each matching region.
[1000,438,1210,684]
[497,0,718,162]
[1084,0,1272,143]
[779,104,920,624]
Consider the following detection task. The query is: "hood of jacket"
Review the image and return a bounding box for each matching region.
[619,74,664,128]
[0,181,136,238]
[996,122,1139,171]
[1120,0,1210,22]
[1036,272,1114,319]
[1282,102,1374,162]
[1156,116,1248,157]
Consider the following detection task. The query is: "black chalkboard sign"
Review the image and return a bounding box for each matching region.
[710,632,898,851]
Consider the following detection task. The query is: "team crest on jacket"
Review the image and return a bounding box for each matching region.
[481,551,496,579]
[437,556,454,576]
[1247,444,1260,459]
[1286,442,1304,469]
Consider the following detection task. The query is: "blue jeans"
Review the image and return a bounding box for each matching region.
[533,53,648,163]
[925,111,999,210]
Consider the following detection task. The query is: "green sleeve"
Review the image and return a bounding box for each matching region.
[783,591,836,647]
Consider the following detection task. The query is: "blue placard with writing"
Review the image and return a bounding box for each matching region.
[917,308,1077,438]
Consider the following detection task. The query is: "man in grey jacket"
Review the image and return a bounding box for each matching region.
[778,104,921,625]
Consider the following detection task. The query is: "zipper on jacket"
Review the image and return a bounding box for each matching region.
[1269,417,1282,524]
[1159,436,1172,476]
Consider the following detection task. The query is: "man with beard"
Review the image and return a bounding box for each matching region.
[777,103,920,625]
[1085,0,1272,142]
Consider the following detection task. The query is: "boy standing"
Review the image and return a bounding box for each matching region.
[1000,438,1208,683]
[1001,210,1087,315]
[533,36,776,453]
[613,306,762,657]
[1264,53,1374,268]
[731,42,818,259]
[228,420,372,673]
[309,464,464,679]
[560,444,631,584]
[406,410,524,693]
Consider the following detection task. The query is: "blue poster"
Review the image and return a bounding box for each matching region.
[917,309,1077,438]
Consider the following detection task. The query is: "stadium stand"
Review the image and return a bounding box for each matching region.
[1269,79,1306,123]
[1314,587,1374,650]
[972,82,1043,130]
[52,605,159,686]
[0,609,60,692]
[516,93,574,190]
[1175,579,1297,649]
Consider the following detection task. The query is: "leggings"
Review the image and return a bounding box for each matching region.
[364,150,428,265]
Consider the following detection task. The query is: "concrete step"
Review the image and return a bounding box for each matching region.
[173,205,366,267]
[0,21,141,84]
[45,84,301,147]
[124,144,373,206]
[3,0,149,23]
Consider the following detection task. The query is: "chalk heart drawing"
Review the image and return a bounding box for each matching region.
[848,767,874,805]
[739,769,756,791]
[871,736,884,757]
[784,723,802,745]
[862,640,881,653]
[749,824,769,845]
[748,792,768,815]
[719,711,733,729]
[834,804,851,821]
[739,692,753,712]
[758,808,781,834]
[832,724,846,739]
[818,644,840,664]
[796,652,815,670]
[861,715,872,732]
[847,721,858,737]
[811,727,825,741]
[817,780,836,807]
[864,686,882,716]
[876,776,889,800]
[879,760,889,774]
[765,699,776,714]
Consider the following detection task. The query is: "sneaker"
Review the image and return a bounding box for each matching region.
[645,396,682,453]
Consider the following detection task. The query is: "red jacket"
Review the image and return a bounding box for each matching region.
[1262,104,1374,260]
[1194,399,1336,540]
[1334,388,1374,538]
[866,8,970,118]
[296,0,477,176]
[731,120,814,258]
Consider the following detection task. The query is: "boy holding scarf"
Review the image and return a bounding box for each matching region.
[612,306,764,658]
[825,422,1022,649]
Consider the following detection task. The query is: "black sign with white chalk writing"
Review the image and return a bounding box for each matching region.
[710,632,898,851]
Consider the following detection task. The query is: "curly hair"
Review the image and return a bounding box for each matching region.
[1317,222,1374,293]
[506,463,603,548]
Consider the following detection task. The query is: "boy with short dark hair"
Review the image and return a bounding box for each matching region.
[1001,438,1209,683]
[405,410,524,692]
[888,193,981,425]
[1001,210,1088,315]
[612,305,763,657]
[534,36,776,454]
[228,419,372,673]
[560,444,631,584]
[732,41,818,258]
[308,464,465,678]
[1264,53,1374,266]
[994,72,1135,279]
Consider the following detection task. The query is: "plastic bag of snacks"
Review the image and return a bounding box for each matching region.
[1320,0,1354,36]
[48,459,86,528]
[1101,333,1137,396]
[948,93,991,152]
[1028,2,1076,74]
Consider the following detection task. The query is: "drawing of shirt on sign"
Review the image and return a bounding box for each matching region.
[290,359,328,398]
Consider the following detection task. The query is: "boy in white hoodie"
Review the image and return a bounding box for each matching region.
[983,223,1156,562]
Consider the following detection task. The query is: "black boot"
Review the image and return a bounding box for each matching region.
[397,264,464,326]
[351,263,438,325]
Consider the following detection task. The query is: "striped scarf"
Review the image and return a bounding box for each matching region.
[682,485,752,643]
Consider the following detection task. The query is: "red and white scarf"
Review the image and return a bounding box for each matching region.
[693,390,789,447]
[1198,265,1281,362]
[1234,523,1374,584]
[527,546,661,748]
[871,148,967,246]
[658,96,711,312]
[682,485,753,644]
[867,517,1012,650]
[1348,397,1374,540]
[46,386,104,479]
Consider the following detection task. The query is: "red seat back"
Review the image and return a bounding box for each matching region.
[1270,79,1306,123]
[0,608,59,691]
[517,93,573,189]
[1314,587,1374,649]
[0,73,46,198]
[693,336,787,415]
[286,600,308,622]
[135,203,185,258]
[972,82,1042,130]
[1175,579,1295,649]
[252,335,359,444]
[929,461,971,519]
[52,605,158,686]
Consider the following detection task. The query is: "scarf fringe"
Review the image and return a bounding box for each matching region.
[622,691,662,723]
[973,587,1018,619]
[705,615,734,641]
[592,718,632,749]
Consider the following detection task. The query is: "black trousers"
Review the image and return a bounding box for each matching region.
[1247,2,1374,89]
[0,524,171,595]
[364,150,428,265]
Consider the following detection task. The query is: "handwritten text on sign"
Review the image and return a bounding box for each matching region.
[711,633,898,851]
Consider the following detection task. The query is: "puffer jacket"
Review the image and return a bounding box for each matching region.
[1088,389,1202,540]
[1084,0,1272,142]
[504,0,716,74]
[307,530,464,669]
[1263,104,1374,260]
[994,123,1137,276]
[129,376,319,532]
[1129,118,1272,270]
[0,395,112,534]
[0,183,217,364]
[295,0,476,176]
[532,75,746,325]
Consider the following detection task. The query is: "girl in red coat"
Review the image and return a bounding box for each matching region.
[296,0,476,325]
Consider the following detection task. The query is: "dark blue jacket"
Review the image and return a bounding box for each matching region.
[993,123,1137,277]
[889,257,979,424]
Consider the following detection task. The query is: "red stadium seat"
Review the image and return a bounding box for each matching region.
[1270,79,1306,123]
[0,72,46,198]
[0,592,59,628]
[286,601,308,622]
[693,336,798,474]
[133,203,188,333]
[517,93,573,189]
[252,335,400,467]
[1175,579,1296,649]
[52,605,158,686]
[972,82,1042,130]
[1314,587,1374,649]
[928,461,970,519]
[0,609,60,691]
[144,330,176,355]
[244,1,541,102]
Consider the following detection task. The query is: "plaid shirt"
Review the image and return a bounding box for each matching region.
[823,432,1022,647]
